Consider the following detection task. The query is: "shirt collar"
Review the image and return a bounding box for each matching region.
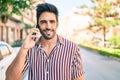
[35,35,64,48]
[57,35,64,45]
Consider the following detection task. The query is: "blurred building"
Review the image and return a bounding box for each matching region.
[0,0,45,45]
[0,17,25,44]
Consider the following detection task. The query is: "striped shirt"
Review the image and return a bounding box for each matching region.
[24,35,84,80]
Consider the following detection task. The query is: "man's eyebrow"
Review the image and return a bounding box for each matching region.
[40,20,47,22]
[40,20,56,22]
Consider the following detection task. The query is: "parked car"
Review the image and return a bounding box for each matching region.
[0,42,13,60]
[0,41,16,80]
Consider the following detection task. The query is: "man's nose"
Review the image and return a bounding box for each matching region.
[46,21,51,28]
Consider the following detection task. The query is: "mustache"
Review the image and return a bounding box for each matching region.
[43,28,54,32]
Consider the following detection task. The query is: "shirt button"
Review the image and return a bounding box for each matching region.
[47,59,49,62]
[46,71,49,74]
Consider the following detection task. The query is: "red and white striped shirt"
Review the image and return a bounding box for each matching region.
[24,35,84,80]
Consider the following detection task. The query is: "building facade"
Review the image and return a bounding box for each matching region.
[0,0,45,45]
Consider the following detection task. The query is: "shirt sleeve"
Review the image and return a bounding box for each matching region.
[72,46,84,79]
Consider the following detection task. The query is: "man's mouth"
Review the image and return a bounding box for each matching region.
[43,28,54,34]
[43,28,54,32]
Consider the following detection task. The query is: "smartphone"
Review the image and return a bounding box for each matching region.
[32,25,40,41]
[32,32,36,41]
[36,24,39,29]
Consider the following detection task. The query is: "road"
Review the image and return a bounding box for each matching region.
[0,47,120,80]
[80,47,120,80]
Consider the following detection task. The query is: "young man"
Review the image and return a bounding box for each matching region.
[6,3,84,80]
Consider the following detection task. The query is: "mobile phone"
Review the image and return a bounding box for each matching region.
[32,32,36,41]
[36,24,39,29]
[32,25,39,41]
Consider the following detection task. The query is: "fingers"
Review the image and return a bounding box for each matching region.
[28,28,40,41]
[29,28,40,35]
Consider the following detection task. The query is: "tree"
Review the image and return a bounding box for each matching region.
[0,0,35,16]
[91,0,120,47]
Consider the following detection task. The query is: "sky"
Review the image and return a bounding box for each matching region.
[46,0,94,17]
[45,0,95,36]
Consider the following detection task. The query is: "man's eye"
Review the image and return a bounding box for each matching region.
[40,20,47,24]
[50,20,55,23]
[40,20,56,24]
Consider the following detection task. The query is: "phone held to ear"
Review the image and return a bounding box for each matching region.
[32,32,36,41]
[32,25,39,41]
[36,24,39,28]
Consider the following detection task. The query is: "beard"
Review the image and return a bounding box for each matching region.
[40,28,56,40]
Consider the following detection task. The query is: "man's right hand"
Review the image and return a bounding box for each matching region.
[22,28,40,49]
[5,28,40,80]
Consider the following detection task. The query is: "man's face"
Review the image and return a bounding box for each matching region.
[38,12,58,40]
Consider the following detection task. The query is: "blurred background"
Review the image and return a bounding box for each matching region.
[0,0,120,80]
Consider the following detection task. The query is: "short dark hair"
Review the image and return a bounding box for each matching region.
[36,3,59,25]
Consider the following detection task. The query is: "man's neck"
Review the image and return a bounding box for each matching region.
[40,35,57,47]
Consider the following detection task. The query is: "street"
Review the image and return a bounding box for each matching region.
[80,47,120,80]
[0,47,120,80]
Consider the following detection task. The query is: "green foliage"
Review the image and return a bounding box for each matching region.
[12,40,23,47]
[0,0,35,16]
[101,3,111,11]
[94,3,111,18]
[95,18,120,27]
[79,44,120,58]
[110,19,120,26]
[95,18,109,26]
[98,49,120,58]
[94,2,120,27]
[79,5,88,8]
[109,35,120,48]
[23,24,34,29]
[95,3,111,12]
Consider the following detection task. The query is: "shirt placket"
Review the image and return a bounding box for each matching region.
[45,58,49,80]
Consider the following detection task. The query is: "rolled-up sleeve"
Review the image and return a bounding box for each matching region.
[72,47,84,79]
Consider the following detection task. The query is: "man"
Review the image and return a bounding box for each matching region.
[6,3,84,80]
